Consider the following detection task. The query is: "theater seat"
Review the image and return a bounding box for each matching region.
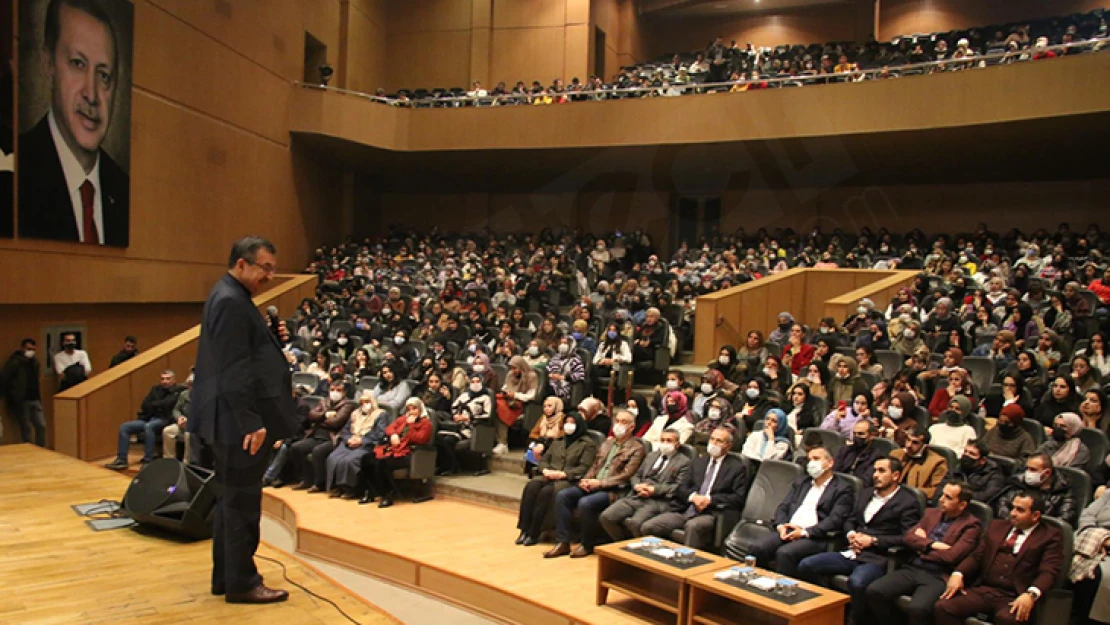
[830,487,926,592]
[671,453,754,551]
[722,459,803,560]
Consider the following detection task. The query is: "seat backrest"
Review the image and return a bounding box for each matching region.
[1078,427,1109,476]
[967,500,993,528]
[302,395,324,412]
[408,339,426,360]
[585,430,606,449]
[835,472,863,496]
[1040,515,1075,589]
[1057,465,1092,515]
[292,372,319,390]
[989,454,1017,477]
[678,444,697,460]
[803,427,845,457]
[1020,419,1046,446]
[966,413,986,437]
[904,486,927,515]
[962,357,997,391]
[357,376,379,393]
[740,459,803,523]
[640,439,653,454]
[875,350,904,378]
[929,445,959,476]
[328,320,353,339]
[870,437,898,458]
[910,405,930,430]
[491,363,509,389]
[859,371,880,389]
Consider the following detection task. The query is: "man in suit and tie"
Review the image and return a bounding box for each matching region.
[867,481,983,625]
[935,492,1063,625]
[18,0,129,246]
[189,237,300,604]
[726,446,855,577]
[599,428,691,541]
[798,457,923,624]
[641,427,749,550]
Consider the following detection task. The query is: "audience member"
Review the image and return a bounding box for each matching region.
[599,428,691,540]
[109,335,139,368]
[891,425,949,500]
[290,379,354,492]
[104,370,186,469]
[995,452,1078,526]
[54,332,91,390]
[161,368,198,465]
[515,412,598,546]
[0,338,46,447]
[358,397,433,508]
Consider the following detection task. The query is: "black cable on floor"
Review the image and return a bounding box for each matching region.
[255,554,363,625]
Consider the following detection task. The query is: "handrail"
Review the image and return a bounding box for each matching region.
[294,37,1107,107]
[52,274,318,460]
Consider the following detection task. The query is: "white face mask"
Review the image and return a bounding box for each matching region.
[612,424,629,438]
[528,346,539,356]
[466,356,475,365]
[745,388,759,399]
[701,383,713,395]
[666,380,679,390]
[563,422,577,435]
[888,406,903,420]
[807,373,821,383]
[394,336,405,345]
[329,391,344,402]
[337,337,348,345]
[857,306,868,314]
[658,442,676,456]
[904,329,915,339]
[24,350,35,359]
[469,382,482,393]
[627,406,639,416]
[706,443,724,458]
[762,367,774,377]
[558,344,569,355]
[474,364,486,372]
[718,355,730,365]
[707,408,721,420]
[806,460,826,479]
[360,403,373,414]
[1023,470,1045,487]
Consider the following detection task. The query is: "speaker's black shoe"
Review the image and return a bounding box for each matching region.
[378,497,394,508]
[359,491,377,505]
[522,536,538,547]
[515,531,527,545]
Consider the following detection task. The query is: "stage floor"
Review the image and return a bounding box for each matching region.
[0,444,396,625]
[262,480,676,625]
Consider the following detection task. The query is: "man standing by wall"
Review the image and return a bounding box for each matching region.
[189,236,299,604]
[1,338,47,446]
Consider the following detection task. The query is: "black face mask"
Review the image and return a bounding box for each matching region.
[1052,427,1068,442]
[853,437,870,447]
[666,403,681,415]
[945,411,965,427]
[958,456,980,473]
[997,423,1018,437]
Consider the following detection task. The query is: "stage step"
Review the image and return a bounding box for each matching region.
[434,472,527,512]
[491,450,527,475]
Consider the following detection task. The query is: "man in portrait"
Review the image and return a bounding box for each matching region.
[19,0,129,246]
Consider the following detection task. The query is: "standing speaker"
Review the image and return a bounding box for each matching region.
[122,458,219,540]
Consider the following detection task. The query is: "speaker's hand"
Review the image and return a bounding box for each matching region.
[243,427,267,455]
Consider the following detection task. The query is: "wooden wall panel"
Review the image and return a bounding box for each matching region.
[146,0,303,79]
[493,0,568,28]
[345,3,388,93]
[83,382,133,459]
[389,0,474,34]
[567,0,589,25]
[133,2,292,145]
[386,30,474,90]
[489,27,567,85]
[564,23,590,82]
[878,0,1107,41]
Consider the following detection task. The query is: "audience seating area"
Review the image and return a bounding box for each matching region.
[335,9,1110,107]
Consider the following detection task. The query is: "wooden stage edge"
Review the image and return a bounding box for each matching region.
[261,490,673,625]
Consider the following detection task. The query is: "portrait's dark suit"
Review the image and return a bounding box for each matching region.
[189,273,298,594]
[17,115,129,246]
[935,519,1063,625]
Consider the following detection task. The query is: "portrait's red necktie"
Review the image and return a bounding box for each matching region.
[80,180,98,244]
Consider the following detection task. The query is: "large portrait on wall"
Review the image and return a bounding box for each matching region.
[18,0,132,247]
[0,0,13,238]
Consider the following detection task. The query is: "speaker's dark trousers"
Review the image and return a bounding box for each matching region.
[211,436,271,594]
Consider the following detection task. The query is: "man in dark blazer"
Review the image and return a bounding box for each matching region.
[599,428,691,541]
[935,492,1064,625]
[833,420,885,488]
[641,427,749,550]
[798,457,923,624]
[18,0,129,246]
[189,237,299,604]
[727,446,855,577]
[867,481,983,625]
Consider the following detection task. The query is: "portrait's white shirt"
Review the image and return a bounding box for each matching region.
[48,110,103,244]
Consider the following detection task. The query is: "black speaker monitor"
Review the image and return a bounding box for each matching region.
[122,458,218,540]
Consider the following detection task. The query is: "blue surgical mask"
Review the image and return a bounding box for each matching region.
[607,331,618,340]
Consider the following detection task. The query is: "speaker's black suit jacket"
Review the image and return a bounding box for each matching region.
[17,115,129,246]
[189,273,298,445]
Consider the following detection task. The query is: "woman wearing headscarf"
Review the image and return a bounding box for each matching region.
[708,344,741,381]
[855,319,891,351]
[799,361,830,399]
[692,368,738,417]
[826,355,870,405]
[470,351,499,390]
[358,397,433,508]
[1037,412,1090,469]
[821,392,873,440]
[515,411,600,546]
[981,403,1037,459]
[432,354,468,392]
[782,323,816,376]
[928,368,974,419]
[386,328,419,376]
[525,396,567,477]
[436,371,495,475]
[734,377,776,432]
[495,355,539,454]
[785,383,823,432]
[1004,302,1040,349]
[643,390,695,444]
[741,407,793,461]
[326,391,389,498]
[1035,376,1082,432]
[1005,350,1047,404]
[880,391,919,446]
[625,394,653,438]
[768,312,795,345]
[691,395,744,455]
[545,335,585,402]
[928,395,978,453]
[890,320,926,357]
[371,363,411,414]
[737,331,770,378]
[760,355,793,397]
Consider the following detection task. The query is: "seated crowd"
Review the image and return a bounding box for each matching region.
[360,9,1109,107]
[105,221,1110,625]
